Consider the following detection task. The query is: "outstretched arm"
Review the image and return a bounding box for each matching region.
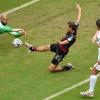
[12,28,27,36]
[92,31,97,43]
[58,40,68,45]
[58,35,74,45]
[76,4,81,22]
[13,28,24,32]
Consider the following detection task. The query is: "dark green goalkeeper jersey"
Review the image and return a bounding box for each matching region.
[0,21,21,37]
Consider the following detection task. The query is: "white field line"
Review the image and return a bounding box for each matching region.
[2,1,100,100]
[4,0,40,15]
[43,74,100,100]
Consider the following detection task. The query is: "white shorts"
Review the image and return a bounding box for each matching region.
[94,63,100,71]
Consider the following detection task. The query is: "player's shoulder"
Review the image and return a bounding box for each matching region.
[96,30,100,34]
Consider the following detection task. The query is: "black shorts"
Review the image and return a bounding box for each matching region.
[50,44,69,65]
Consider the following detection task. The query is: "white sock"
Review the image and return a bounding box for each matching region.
[89,75,97,93]
[98,48,100,61]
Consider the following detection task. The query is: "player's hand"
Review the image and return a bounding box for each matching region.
[76,3,81,11]
[20,29,27,36]
[22,30,27,36]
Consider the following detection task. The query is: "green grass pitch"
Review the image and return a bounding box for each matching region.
[0,0,100,100]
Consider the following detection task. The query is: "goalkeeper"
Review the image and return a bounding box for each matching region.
[0,14,27,37]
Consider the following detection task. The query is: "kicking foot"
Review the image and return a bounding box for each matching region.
[68,63,75,69]
[25,42,36,52]
[80,90,94,97]
[63,63,75,71]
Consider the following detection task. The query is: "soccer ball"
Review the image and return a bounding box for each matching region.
[13,38,22,48]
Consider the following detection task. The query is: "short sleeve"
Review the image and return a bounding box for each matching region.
[67,35,74,42]
[0,25,13,33]
[9,31,22,37]
[3,26,13,32]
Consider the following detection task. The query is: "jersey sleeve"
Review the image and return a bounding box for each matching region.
[67,35,74,42]
[0,25,13,33]
[9,31,22,37]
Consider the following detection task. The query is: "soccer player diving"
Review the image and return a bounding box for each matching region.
[25,4,81,73]
[0,14,27,37]
[80,19,100,97]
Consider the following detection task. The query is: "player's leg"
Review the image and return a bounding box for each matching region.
[89,67,99,93]
[25,42,50,52]
[87,48,100,96]
[36,45,50,52]
[48,63,74,73]
[48,63,64,72]
[80,47,100,97]
[48,54,73,73]
[80,63,100,97]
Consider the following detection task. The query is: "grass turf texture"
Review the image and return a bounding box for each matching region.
[0,0,100,100]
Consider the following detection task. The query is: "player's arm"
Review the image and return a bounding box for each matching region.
[92,31,97,43]
[0,25,13,33]
[92,34,96,43]
[12,28,24,32]
[58,40,68,45]
[0,25,23,33]
[12,28,27,36]
[58,36,74,45]
[76,4,81,23]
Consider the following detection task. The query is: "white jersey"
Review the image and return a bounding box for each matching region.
[96,31,100,44]
[93,31,100,70]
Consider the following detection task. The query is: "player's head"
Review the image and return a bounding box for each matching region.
[96,19,100,30]
[67,21,77,32]
[0,14,8,25]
